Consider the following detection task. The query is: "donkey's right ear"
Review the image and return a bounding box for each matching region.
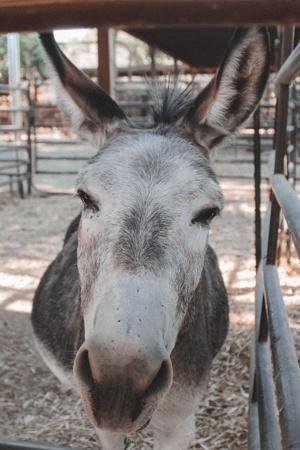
[39,32,127,145]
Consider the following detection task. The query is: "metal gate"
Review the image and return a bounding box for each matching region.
[248,27,300,450]
[0,83,32,197]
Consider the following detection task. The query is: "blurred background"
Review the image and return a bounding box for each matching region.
[1,28,299,195]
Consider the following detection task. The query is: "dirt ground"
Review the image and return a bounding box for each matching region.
[1,176,299,450]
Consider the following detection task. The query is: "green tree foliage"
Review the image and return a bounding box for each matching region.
[0,33,46,83]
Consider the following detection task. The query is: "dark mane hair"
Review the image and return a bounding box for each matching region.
[148,78,194,126]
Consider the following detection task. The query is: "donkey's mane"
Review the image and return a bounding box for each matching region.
[149,79,194,126]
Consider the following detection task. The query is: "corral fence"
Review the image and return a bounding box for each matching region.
[248,27,300,450]
[30,78,155,183]
[2,66,300,197]
[27,74,294,189]
[0,83,32,197]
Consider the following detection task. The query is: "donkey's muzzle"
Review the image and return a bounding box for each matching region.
[73,341,173,431]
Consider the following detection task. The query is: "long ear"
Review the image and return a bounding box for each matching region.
[39,32,127,145]
[185,27,270,149]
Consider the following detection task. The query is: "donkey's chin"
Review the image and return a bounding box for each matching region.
[79,386,160,433]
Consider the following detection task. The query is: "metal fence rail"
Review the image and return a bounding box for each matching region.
[275,43,300,91]
[270,173,300,256]
[28,76,282,195]
[0,440,74,450]
[248,27,300,450]
[0,83,32,196]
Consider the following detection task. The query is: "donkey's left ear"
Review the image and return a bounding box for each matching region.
[39,32,127,145]
[185,27,270,149]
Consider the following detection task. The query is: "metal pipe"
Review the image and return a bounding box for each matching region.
[256,340,282,450]
[7,33,21,129]
[275,43,300,95]
[270,174,300,258]
[264,264,300,450]
[266,26,295,265]
[253,108,262,270]
[0,440,75,450]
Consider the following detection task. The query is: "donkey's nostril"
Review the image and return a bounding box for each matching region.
[74,347,94,387]
[130,358,172,424]
[144,358,173,401]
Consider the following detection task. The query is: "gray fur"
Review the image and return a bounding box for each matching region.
[32,231,83,370]
[115,199,172,271]
[32,220,228,380]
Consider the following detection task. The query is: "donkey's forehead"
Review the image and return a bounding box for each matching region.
[77,131,222,203]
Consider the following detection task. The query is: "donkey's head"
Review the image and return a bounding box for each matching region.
[40,28,269,432]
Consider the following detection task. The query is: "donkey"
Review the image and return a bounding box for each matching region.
[31,28,269,450]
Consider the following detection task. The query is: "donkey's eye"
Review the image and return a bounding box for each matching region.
[77,189,99,212]
[191,207,220,226]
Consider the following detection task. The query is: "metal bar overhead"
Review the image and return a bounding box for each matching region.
[0,0,299,33]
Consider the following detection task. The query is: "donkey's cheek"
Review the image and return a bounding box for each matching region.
[188,226,209,249]
[79,215,102,239]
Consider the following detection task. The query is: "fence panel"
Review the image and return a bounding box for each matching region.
[248,27,300,450]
